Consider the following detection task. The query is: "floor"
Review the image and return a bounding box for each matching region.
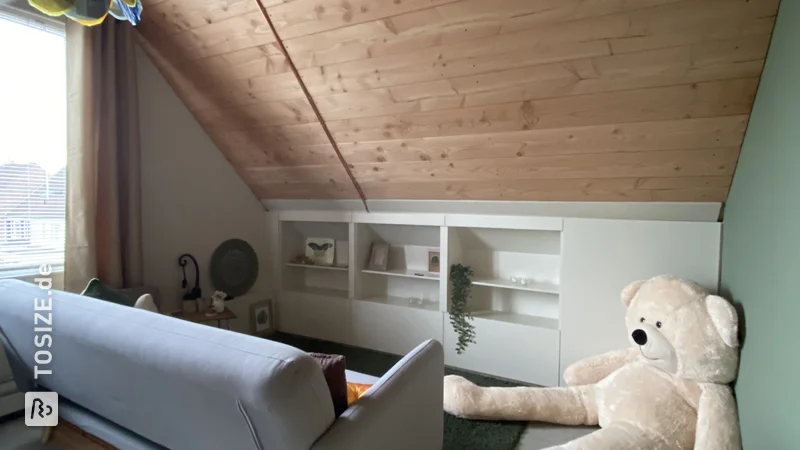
[0,415,64,450]
[518,423,595,449]
[0,413,593,450]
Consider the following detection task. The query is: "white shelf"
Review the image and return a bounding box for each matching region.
[357,296,440,312]
[471,311,559,330]
[471,278,559,294]
[285,263,348,271]
[281,286,349,299]
[361,268,440,281]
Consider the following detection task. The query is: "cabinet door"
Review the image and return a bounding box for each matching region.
[559,219,721,384]
[276,292,350,344]
[351,301,443,355]
[444,316,561,386]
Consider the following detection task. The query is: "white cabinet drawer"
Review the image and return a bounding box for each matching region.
[351,300,443,355]
[277,291,350,344]
[444,315,560,386]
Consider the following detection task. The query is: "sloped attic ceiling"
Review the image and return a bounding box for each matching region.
[136,0,778,202]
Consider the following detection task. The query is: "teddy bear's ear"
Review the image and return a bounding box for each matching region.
[621,279,646,308]
[705,295,739,348]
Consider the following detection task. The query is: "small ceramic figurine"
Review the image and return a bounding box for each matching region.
[211,290,227,313]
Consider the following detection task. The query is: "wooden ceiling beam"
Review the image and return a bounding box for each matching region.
[253,0,369,211]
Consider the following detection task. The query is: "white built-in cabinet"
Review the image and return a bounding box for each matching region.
[271,211,721,387]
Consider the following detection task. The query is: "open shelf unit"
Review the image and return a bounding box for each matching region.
[274,212,564,385]
[470,278,559,294]
[279,219,351,300]
[361,268,439,280]
[354,221,443,311]
[357,295,440,312]
[285,263,348,271]
[448,225,562,328]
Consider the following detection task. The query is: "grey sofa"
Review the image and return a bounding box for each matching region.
[0,279,444,450]
[0,345,23,417]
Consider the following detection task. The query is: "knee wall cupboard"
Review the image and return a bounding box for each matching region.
[269,212,720,387]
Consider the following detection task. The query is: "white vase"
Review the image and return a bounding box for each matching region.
[212,298,225,313]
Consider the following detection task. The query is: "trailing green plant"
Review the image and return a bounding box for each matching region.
[449,263,476,355]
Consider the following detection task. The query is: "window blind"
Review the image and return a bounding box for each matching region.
[0,0,65,36]
[0,164,66,274]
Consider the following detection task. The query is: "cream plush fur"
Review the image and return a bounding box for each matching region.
[443,275,741,449]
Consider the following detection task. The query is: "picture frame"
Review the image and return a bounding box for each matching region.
[368,243,390,271]
[305,237,335,266]
[249,299,274,336]
[428,251,440,273]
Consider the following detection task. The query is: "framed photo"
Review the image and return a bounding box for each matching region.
[250,299,274,336]
[428,251,440,273]
[305,237,335,265]
[368,243,390,271]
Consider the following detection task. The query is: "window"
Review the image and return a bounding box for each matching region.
[0,5,66,276]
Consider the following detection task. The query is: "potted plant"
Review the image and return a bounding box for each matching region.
[449,263,476,354]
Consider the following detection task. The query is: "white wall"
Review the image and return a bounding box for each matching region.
[559,218,721,383]
[136,46,269,333]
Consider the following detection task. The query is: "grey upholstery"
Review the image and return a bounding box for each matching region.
[0,280,445,450]
[314,340,444,450]
[0,280,334,450]
[0,344,23,417]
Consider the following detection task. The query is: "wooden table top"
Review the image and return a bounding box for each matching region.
[172,307,237,323]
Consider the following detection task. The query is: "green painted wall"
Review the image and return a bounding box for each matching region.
[720,1,800,448]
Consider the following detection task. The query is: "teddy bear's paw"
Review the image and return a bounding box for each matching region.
[443,375,485,418]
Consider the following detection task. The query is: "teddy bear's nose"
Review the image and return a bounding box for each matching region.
[632,329,648,345]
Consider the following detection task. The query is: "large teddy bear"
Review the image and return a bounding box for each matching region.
[443,275,741,449]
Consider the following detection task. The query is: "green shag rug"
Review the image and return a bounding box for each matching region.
[269,332,527,450]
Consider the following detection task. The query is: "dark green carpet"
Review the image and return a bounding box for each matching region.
[269,332,526,450]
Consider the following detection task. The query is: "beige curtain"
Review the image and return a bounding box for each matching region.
[64,20,143,292]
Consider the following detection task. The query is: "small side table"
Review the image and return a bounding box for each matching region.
[172,307,237,330]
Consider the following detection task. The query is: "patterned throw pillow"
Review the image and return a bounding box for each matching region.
[309,352,348,416]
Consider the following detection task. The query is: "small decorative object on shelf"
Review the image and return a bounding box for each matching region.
[428,251,440,273]
[510,277,531,286]
[450,263,476,355]
[290,255,316,265]
[408,295,425,306]
[306,237,335,265]
[368,243,390,271]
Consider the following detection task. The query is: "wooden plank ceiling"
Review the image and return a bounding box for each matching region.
[136,0,779,202]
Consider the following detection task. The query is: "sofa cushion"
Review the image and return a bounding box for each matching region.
[81,278,137,307]
[133,294,159,313]
[346,382,372,406]
[310,353,348,416]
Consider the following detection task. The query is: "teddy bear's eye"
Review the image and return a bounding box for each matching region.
[640,317,645,323]
[656,321,662,328]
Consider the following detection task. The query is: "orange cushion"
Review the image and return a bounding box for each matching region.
[346,382,372,406]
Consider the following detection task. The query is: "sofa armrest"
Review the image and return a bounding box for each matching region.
[312,340,444,450]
